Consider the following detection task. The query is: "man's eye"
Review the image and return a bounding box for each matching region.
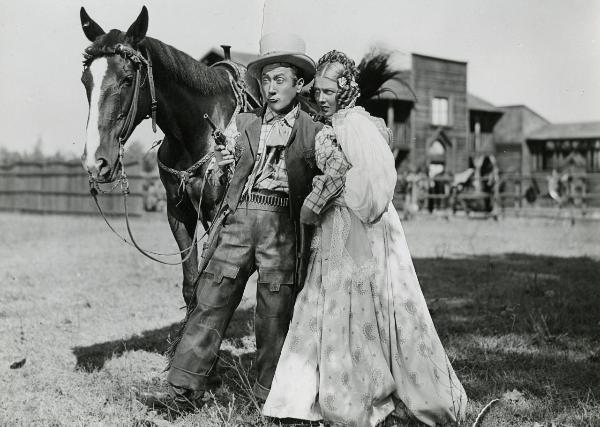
[275,78,284,84]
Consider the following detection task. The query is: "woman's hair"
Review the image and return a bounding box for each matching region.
[315,50,361,110]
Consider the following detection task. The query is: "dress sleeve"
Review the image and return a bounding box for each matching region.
[333,110,397,223]
[302,126,351,215]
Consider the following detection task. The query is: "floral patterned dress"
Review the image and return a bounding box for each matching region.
[263,117,467,427]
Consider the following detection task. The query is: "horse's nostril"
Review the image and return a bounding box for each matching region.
[97,157,110,176]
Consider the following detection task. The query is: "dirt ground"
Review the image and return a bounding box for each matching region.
[1,211,599,426]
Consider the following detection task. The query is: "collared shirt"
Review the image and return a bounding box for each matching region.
[243,104,299,196]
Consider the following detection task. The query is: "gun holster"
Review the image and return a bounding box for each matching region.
[198,205,230,274]
[294,223,313,295]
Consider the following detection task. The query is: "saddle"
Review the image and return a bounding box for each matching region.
[211,59,262,112]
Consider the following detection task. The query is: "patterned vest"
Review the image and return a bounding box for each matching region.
[226,107,323,223]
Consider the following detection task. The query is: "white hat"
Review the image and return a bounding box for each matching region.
[247,33,316,82]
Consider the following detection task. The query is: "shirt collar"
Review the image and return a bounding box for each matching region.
[263,103,299,126]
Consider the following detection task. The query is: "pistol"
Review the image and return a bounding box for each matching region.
[203,114,227,146]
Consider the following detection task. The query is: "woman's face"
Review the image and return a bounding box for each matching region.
[313,76,338,117]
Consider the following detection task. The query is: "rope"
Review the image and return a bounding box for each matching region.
[88,147,206,263]
[90,185,197,258]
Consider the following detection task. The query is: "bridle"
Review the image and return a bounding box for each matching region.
[84,42,158,190]
[84,43,206,265]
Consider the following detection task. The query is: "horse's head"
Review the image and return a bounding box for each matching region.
[80,7,153,182]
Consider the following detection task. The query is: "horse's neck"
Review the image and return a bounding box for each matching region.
[143,38,236,162]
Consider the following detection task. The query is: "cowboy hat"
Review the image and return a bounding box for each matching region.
[247,33,315,82]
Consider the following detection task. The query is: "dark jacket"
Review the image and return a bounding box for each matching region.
[225,106,323,286]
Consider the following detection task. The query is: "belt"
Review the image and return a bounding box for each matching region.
[242,192,289,207]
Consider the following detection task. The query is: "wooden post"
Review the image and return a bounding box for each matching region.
[409,106,416,171]
[451,137,457,174]
[387,100,395,127]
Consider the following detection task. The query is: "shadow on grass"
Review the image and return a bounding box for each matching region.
[74,254,600,422]
[415,253,600,420]
[72,307,254,372]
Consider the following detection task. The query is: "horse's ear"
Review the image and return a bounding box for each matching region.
[125,6,149,45]
[80,7,105,42]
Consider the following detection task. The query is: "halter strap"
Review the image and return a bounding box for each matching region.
[112,44,157,142]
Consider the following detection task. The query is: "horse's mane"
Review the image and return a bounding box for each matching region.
[84,30,230,96]
[142,37,231,95]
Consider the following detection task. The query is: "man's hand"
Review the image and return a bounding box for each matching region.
[300,205,319,225]
[214,144,234,169]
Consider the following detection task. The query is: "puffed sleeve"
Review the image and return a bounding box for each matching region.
[302,125,351,215]
[333,110,397,223]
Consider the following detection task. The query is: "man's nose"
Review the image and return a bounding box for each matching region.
[267,81,276,94]
[317,93,326,104]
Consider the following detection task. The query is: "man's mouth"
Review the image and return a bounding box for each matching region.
[268,98,279,103]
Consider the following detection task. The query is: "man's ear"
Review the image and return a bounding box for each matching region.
[296,77,305,93]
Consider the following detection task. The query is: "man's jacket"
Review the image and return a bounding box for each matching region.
[224,106,323,286]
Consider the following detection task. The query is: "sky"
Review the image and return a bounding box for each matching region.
[0,0,599,156]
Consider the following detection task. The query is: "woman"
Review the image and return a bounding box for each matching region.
[263,51,467,427]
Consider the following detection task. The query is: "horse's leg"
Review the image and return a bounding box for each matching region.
[166,206,199,306]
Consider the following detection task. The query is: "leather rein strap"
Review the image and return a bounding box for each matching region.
[114,43,158,142]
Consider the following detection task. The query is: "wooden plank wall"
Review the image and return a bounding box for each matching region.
[0,160,148,215]
[411,54,469,172]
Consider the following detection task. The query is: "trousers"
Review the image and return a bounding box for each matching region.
[167,198,296,401]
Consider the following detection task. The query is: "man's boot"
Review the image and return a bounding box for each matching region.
[133,385,206,414]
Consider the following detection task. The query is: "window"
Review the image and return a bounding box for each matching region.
[431,97,450,126]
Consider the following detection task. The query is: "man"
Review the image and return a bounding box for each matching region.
[141,33,325,410]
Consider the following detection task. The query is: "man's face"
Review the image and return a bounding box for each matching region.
[260,63,304,114]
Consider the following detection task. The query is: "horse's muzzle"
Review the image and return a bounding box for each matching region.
[85,158,121,183]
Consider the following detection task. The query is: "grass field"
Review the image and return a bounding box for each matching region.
[1,211,599,426]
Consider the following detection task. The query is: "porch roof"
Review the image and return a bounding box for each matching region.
[368,78,417,102]
[468,93,503,114]
[527,121,600,140]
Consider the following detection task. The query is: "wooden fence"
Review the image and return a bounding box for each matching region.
[0,160,152,216]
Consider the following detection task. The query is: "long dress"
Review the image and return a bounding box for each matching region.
[262,108,467,427]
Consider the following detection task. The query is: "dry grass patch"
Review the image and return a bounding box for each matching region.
[1,213,599,426]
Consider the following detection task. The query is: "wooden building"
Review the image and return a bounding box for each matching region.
[493,105,550,176]
[362,54,504,178]
[526,122,600,174]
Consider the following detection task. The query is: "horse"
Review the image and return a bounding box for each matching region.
[79,6,259,305]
